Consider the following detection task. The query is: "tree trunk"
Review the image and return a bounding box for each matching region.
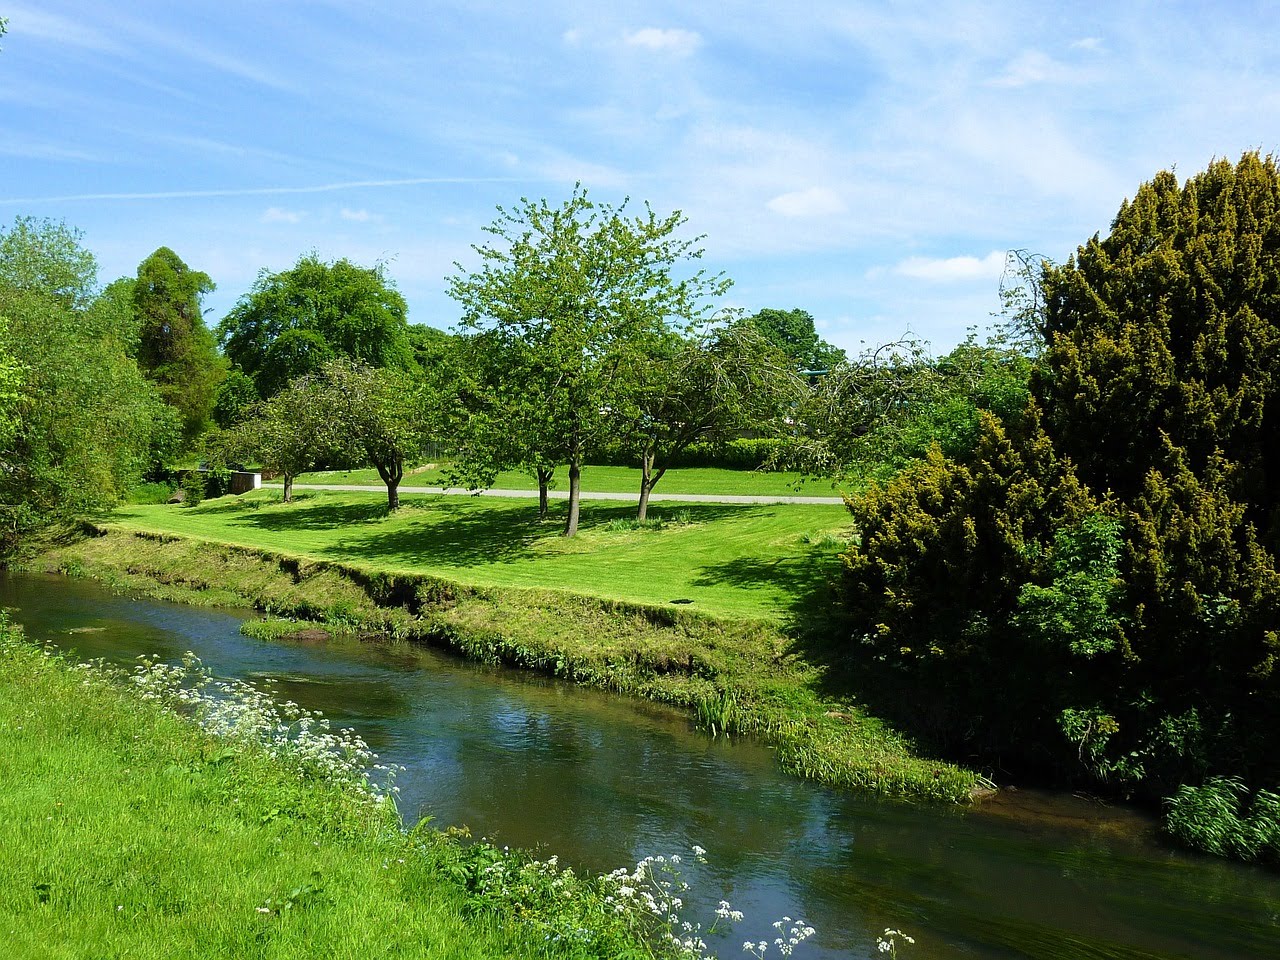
[638,449,655,521]
[537,466,553,521]
[377,458,403,512]
[563,458,581,537]
[637,449,667,522]
[282,474,294,503]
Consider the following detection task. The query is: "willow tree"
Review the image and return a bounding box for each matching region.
[448,186,730,536]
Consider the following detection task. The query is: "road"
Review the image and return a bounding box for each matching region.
[265,483,845,506]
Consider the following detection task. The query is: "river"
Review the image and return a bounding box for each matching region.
[3,570,1277,959]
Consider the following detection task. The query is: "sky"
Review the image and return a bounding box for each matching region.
[2,1,1278,353]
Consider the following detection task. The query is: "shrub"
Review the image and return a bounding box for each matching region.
[180,470,205,507]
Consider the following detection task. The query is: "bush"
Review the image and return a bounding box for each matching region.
[180,470,205,507]
[837,153,1280,806]
[1166,778,1280,861]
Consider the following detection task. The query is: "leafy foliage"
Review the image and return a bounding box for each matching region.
[0,218,176,540]
[623,324,804,518]
[218,253,412,399]
[133,247,225,443]
[448,185,731,535]
[735,307,845,372]
[318,359,440,510]
[838,154,1280,812]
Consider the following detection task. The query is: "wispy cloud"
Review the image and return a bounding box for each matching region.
[894,251,1006,282]
[260,207,303,224]
[5,3,123,53]
[624,27,702,56]
[989,49,1090,88]
[0,175,535,206]
[340,207,378,222]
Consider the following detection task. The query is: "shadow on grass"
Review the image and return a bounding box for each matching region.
[691,551,845,629]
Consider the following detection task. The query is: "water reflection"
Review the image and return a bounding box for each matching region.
[4,570,1278,960]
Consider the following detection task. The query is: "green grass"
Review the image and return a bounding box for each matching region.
[110,491,852,622]
[28,516,979,803]
[298,463,840,499]
[0,629,592,959]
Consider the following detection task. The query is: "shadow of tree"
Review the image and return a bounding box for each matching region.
[691,551,845,631]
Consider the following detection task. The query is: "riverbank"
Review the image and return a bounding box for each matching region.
[19,521,979,802]
[0,620,669,959]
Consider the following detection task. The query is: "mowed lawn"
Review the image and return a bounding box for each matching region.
[112,492,852,622]
[297,463,842,498]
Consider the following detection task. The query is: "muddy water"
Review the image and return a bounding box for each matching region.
[5,570,1278,959]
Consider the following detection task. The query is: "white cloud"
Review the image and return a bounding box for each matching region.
[765,187,847,218]
[1071,37,1106,54]
[340,207,376,222]
[562,28,584,46]
[894,251,1006,282]
[624,28,702,56]
[989,50,1076,88]
[260,206,303,224]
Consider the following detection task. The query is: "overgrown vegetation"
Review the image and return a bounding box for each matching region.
[837,152,1280,859]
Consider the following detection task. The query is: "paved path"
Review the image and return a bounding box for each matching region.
[266,482,845,506]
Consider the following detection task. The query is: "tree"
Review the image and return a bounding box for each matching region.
[448,186,731,536]
[320,359,438,511]
[218,253,412,399]
[212,368,260,428]
[134,247,225,443]
[838,153,1280,804]
[233,378,339,503]
[0,218,176,539]
[736,308,845,372]
[625,324,803,519]
[0,216,97,310]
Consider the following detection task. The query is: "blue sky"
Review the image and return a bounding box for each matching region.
[2,1,1277,352]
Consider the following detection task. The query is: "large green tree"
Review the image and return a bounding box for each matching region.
[737,307,845,372]
[448,186,730,536]
[134,247,225,443]
[218,253,412,399]
[0,219,177,539]
[839,154,1280,808]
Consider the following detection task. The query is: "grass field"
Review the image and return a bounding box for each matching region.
[112,492,852,622]
[0,628,603,959]
[298,463,841,499]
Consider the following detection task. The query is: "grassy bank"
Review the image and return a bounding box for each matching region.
[0,623,633,959]
[109,492,846,622]
[24,518,979,803]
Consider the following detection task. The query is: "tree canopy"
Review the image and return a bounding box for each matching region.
[0,218,176,539]
[448,185,731,535]
[134,247,225,443]
[217,253,412,399]
[736,307,845,372]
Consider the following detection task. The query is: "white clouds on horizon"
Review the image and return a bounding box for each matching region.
[893,251,1006,282]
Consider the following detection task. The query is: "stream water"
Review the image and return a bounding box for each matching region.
[4,570,1278,959]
